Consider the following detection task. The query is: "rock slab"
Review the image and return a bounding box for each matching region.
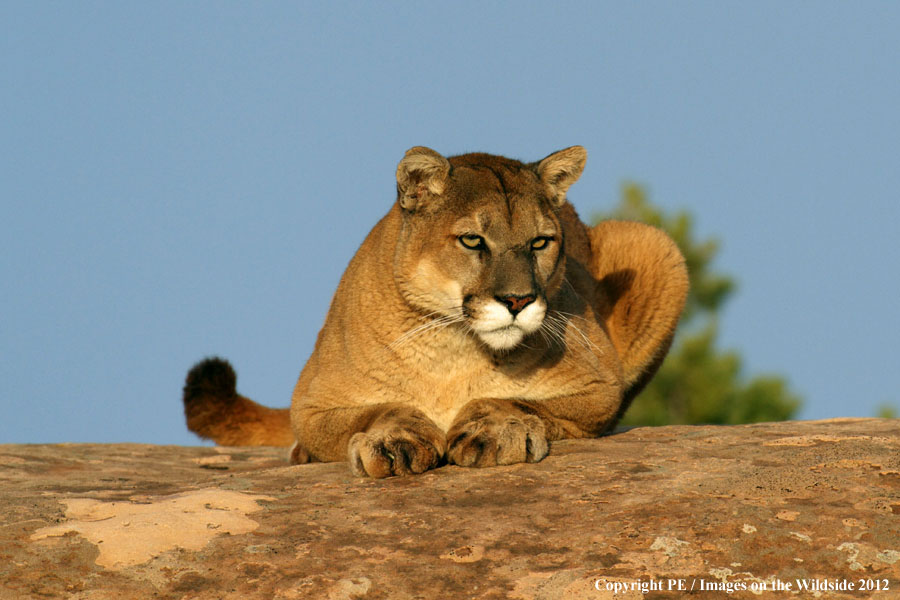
[1,419,899,599]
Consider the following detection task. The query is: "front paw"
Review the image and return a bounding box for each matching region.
[348,415,446,478]
[447,412,549,468]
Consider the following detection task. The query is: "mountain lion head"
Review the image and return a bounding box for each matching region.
[392,146,586,351]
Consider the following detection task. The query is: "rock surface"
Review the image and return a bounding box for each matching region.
[2,419,899,599]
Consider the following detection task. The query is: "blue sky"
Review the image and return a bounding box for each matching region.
[2,2,899,445]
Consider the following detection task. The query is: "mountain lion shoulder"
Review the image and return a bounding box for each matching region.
[183,145,688,478]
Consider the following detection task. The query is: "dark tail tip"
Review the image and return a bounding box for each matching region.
[183,356,237,406]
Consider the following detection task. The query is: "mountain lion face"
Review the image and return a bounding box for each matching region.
[393,149,582,351]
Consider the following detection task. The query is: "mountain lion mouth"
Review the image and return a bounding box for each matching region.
[469,299,546,350]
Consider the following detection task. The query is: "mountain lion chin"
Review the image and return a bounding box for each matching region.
[477,326,526,351]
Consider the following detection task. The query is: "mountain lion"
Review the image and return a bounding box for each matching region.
[183,146,688,478]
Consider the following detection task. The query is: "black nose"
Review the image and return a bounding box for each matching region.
[497,294,535,316]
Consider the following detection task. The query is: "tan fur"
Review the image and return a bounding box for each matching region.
[183,146,688,477]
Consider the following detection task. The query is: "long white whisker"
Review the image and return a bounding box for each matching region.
[568,322,604,356]
[549,309,592,325]
[544,310,605,357]
[397,316,458,343]
[536,325,554,347]
[538,315,567,350]
[388,312,465,350]
[541,319,565,345]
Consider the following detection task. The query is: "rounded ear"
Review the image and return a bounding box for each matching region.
[536,146,587,206]
[396,146,450,210]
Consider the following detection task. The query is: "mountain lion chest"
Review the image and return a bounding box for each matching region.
[393,331,610,432]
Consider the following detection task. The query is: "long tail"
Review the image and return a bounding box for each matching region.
[587,220,689,409]
[183,357,294,447]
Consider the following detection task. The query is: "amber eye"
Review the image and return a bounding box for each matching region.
[459,234,485,250]
[531,237,552,250]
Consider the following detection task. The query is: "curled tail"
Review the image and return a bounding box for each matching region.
[588,220,689,409]
[183,357,294,447]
